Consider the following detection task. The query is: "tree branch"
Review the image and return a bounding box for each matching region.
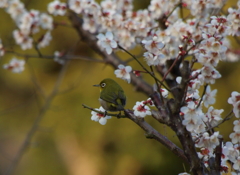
[124,109,188,162]
[4,63,69,175]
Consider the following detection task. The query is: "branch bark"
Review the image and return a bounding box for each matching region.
[124,109,188,163]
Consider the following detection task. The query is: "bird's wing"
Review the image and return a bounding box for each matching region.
[100,90,125,106]
[117,89,126,106]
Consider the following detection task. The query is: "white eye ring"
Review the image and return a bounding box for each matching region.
[101,83,106,87]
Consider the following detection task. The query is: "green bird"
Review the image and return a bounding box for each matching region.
[93,78,126,112]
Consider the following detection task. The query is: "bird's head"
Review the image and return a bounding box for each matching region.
[93,78,115,92]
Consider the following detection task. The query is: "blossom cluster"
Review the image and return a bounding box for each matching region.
[65,1,239,172]
[1,0,54,50]
[1,0,240,174]
[3,58,25,73]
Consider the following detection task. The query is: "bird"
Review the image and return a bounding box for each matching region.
[93,78,126,112]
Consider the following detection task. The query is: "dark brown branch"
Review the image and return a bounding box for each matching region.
[124,109,188,162]
[150,89,208,175]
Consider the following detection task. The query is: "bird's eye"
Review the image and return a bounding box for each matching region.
[101,83,106,88]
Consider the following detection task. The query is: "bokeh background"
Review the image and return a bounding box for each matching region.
[0,0,239,175]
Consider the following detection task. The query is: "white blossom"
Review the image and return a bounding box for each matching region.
[143,51,166,66]
[38,31,52,48]
[54,51,65,64]
[3,58,25,73]
[205,106,223,127]
[114,64,132,83]
[91,106,111,125]
[13,30,33,50]
[97,31,117,54]
[133,101,151,118]
[203,86,217,107]
[228,91,240,118]
[0,39,4,56]
[181,101,204,132]
[39,13,53,30]
[195,132,220,150]
[48,0,66,16]
[176,76,182,84]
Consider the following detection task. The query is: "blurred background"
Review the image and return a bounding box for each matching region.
[0,0,239,175]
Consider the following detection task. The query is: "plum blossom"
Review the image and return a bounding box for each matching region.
[181,101,204,132]
[202,86,217,107]
[97,31,117,54]
[0,39,4,56]
[54,51,65,64]
[37,31,52,48]
[222,142,240,163]
[17,10,40,35]
[233,101,240,118]
[83,16,98,33]
[133,101,151,118]
[91,106,111,125]
[3,58,25,73]
[6,0,26,20]
[229,131,240,144]
[39,13,53,30]
[13,30,33,50]
[0,0,7,8]
[227,7,240,36]
[228,91,240,118]
[114,64,132,83]
[229,120,240,144]
[142,36,164,54]
[205,106,223,127]
[195,132,220,150]
[100,0,117,16]
[176,76,182,84]
[115,29,135,49]
[143,51,166,66]
[228,91,240,106]
[233,120,240,132]
[160,88,168,98]
[185,90,201,102]
[68,0,87,14]
[48,0,66,16]
[201,65,221,84]
[145,98,155,107]
[148,0,166,19]
[233,156,240,171]
[197,147,212,163]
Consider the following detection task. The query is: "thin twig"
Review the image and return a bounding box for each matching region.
[150,66,165,104]
[194,110,234,142]
[161,54,180,84]
[4,63,69,175]
[118,45,170,91]
[32,38,43,57]
[196,84,208,109]
[5,50,106,63]
[27,62,46,99]
[166,2,182,20]
[150,66,161,94]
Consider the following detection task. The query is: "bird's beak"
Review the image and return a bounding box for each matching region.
[93,84,100,87]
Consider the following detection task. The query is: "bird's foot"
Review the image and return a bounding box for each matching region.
[104,111,108,117]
